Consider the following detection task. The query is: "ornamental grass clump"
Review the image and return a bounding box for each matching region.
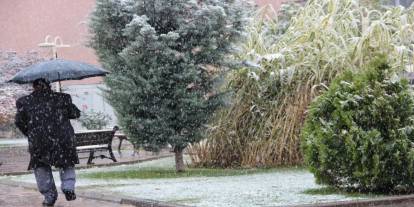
[302,56,414,193]
[189,0,414,168]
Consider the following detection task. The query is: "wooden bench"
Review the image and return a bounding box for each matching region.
[75,126,118,165]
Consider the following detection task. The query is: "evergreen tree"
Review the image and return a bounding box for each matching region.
[90,0,248,172]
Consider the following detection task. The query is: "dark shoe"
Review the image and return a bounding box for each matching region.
[42,200,54,206]
[63,190,76,201]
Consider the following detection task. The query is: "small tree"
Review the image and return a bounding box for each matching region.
[78,110,112,130]
[90,0,248,172]
[302,56,414,193]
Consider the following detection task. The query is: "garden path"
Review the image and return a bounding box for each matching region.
[0,182,134,207]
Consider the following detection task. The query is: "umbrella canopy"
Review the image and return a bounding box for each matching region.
[8,59,109,84]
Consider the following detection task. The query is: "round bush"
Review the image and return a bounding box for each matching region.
[302,57,414,193]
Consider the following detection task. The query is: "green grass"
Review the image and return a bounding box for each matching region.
[303,186,379,198]
[81,167,279,179]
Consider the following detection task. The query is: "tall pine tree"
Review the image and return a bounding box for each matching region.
[90,0,248,172]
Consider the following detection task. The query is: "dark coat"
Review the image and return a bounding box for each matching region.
[15,90,81,170]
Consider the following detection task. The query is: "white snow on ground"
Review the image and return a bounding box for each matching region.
[0,138,27,147]
[90,170,365,207]
[1,157,369,207]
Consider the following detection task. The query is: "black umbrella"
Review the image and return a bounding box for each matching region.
[8,59,109,84]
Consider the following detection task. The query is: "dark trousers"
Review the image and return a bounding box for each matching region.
[34,165,76,203]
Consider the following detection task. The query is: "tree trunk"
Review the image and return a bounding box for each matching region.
[174,147,185,173]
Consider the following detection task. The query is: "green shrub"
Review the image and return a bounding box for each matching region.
[78,110,112,130]
[302,56,414,193]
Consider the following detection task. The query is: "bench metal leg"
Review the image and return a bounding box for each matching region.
[118,138,124,152]
[87,151,95,165]
[117,138,124,158]
[108,147,117,162]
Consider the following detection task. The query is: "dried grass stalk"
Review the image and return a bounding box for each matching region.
[189,0,414,168]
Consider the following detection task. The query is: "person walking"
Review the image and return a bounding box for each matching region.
[15,78,80,206]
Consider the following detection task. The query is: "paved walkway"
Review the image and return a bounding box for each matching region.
[0,138,174,206]
[0,183,134,207]
[0,138,172,175]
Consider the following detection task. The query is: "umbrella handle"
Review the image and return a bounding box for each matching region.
[57,72,62,92]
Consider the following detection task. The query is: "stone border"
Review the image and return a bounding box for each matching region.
[0,179,191,207]
[0,170,32,176]
[0,154,174,176]
[121,198,190,207]
[75,154,174,170]
[287,195,414,207]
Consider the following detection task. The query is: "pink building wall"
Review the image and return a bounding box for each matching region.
[0,0,288,84]
[0,0,97,64]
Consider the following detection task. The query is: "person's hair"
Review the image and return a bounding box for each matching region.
[33,78,51,90]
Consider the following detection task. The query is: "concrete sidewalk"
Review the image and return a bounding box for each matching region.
[0,138,181,207]
[0,179,190,207]
[0,182,134,207]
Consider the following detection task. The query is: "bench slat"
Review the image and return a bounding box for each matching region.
[75,131,114,146]
[76,145,108,150]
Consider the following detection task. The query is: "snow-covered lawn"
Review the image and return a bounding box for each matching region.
[1,157,372,207]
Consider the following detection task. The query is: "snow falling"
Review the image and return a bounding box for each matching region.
[2,0,414,206]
